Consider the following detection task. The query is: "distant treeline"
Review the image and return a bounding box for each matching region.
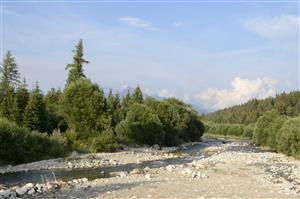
[0,40,204,164]
[204,91,300,159]
[205,91,300,124]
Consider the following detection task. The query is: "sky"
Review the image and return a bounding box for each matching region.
[1,0,299,112]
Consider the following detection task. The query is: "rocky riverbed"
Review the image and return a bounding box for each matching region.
[1,137,300,198]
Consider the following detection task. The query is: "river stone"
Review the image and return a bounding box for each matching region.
[81,178,88,183]
[27,188,35,195]
[35,184,42,193]
[16,187,27,196]
[153,144,161,150]
[166,165,175,172]
[67,162,73,168]
[144,166,150,171]
[0,189,11,198]
[145,174,151,181]
[23,183,34,190]
[130,168,142,174]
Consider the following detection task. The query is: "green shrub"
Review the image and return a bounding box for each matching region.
[219,124,230,135]
[0,117,28,163]
[49,130,68,157]
[94,129,118,152]
[0,117,68,164]
[253,110,286,149]
[116,103,165,146]
[278,117,300,157]
[243,123,255,139]
[227,124,244,136]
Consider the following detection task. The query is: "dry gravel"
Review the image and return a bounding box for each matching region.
[1,138,300,199]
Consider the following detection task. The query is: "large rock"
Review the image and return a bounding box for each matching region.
[27,188,35,195]
[81,178,88,183]
[0,189,11,198]
[23,183,34,190]
[152,144,161,150]
[16,187,27,196]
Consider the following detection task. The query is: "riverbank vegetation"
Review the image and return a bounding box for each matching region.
[204,92,300,159]
[0,40,204,164]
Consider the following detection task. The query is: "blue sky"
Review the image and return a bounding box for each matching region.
[1,1,299,111]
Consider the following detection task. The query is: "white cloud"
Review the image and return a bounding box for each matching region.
[158,89,177,98]
[120,17,158,31]
[244,15,300,40]
[194,77,277,110]
[173,22,182,28]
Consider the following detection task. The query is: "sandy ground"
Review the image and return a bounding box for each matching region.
[1,137,300,199]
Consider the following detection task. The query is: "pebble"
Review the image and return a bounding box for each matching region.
[145,174,151,181]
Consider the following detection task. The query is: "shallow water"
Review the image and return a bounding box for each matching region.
[0,138,263,187]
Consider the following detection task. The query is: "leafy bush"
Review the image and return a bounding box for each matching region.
[0,117,29,163]
[227,124,244,136]
[94,129,118,152]
[204,121,244,137]
[243,123,255,139]
[164,98,204,142]
[145,98,181,146]
[277,117,300,157]
[253,110,286,149]
[116,103,165,146]
[0,118,67,164]
[49,130,68,157]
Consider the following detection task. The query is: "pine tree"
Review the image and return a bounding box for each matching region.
[66,39,89,84]
[121,90,132,120]
[113,92,122,126]
[114,92,121,110]
[44,88,63,132]
[122,90,132,108]
[13,79,29,125]
[132,85,144,104]
[23,82,47,132]
[107,89,114,113]
[0,51,20,88]
[0,51,20,119]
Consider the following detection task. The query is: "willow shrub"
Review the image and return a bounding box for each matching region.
[278,116,300,157]
[0,117,67,164]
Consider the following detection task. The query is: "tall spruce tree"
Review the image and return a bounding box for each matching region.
[0,51,20,88]
[0,51,20,119]
[66,39,89,84]
[132,85,144,104]
[23,82,47,132]
[113,92,122,126]
[13,79,29,125]
[107,89,114,113]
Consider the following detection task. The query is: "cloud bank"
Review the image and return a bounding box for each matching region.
[194,77,277,110]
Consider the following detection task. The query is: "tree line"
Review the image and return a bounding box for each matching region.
[205,91,300,124]
[0,40,205,164]
[204,92,300,159]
